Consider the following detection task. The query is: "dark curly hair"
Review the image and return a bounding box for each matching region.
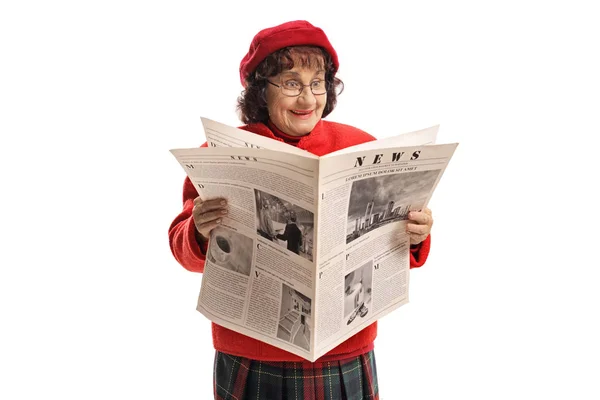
[237,46,344,124]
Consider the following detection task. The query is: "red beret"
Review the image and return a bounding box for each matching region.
[239,20,339,87]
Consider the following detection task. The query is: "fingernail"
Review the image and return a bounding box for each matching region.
[217,219,222,223]
[221,209,228,214]
[220,200,227,205]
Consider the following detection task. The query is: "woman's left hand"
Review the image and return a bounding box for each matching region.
[406,208,433,245]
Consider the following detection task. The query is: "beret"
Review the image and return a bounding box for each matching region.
[239,20,339,87]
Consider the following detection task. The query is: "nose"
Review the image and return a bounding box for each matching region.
[297,86,317,105]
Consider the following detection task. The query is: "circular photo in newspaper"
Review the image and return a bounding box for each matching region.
[207,226,253,276]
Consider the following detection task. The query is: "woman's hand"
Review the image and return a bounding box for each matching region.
[406,207,433,245]
[192,197,228,241]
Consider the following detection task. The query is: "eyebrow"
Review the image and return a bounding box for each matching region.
[281,70,326,79]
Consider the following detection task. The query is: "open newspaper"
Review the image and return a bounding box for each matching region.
[170,117,458,361]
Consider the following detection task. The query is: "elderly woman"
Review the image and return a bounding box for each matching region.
[169,20,433,399]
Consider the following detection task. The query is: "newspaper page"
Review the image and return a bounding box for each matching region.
[325,124,440,157]
[312,142,458,358]
[202,117,438,156]
[170,146,320,360]
[201,117,315,157]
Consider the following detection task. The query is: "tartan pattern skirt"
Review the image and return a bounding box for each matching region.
[213,350,379,400]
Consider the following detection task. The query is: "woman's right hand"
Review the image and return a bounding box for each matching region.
[192,196,228,241]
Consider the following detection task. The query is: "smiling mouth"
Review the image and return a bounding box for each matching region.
[290,110,313,115]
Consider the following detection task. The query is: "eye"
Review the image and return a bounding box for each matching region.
[282,80,301,89]
[311,80,324,89]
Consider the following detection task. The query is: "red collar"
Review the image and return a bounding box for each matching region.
[241,119,327,155]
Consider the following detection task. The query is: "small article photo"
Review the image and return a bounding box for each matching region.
[344,261,373,326]
[346,170,441,244]
[277,283,312,351]
[207,226,253,276]
[254,189,314,261]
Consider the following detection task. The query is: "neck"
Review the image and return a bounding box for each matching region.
[267,120,303,143]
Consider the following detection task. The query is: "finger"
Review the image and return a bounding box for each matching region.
[196,218,223,238]
[193,209,226,230]
[406,223,430,236]
[194,197,228,211]
[194,196,227,209]
[193,207,228,225]
[409,232,428,245]
[408,211,432,226]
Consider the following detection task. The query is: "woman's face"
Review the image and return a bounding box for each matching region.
[265,66,327,137]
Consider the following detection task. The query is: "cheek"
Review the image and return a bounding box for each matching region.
[270,97,293,116]
[273,99,286,113]
[265,92,277,114]
[317,96,327,113]
[266,89,283,114]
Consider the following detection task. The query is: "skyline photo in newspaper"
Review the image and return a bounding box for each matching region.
[346,169,441,244]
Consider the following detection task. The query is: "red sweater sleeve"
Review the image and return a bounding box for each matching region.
[409,234,431,268]
[168,143,209,273]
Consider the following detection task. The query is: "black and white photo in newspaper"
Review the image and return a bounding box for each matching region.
[254,189,315,262]
[277,283,312,351]
[346,169,441,245]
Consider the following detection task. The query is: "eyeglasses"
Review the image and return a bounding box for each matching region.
[267,79,329,97]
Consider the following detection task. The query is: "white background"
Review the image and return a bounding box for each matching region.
[1,1,599,399]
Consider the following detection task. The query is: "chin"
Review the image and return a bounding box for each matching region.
[292,129,312,136]
[293,121,318,135]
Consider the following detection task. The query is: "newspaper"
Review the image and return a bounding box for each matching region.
[170,117,458,361]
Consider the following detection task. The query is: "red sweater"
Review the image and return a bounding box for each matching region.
[168,119,431,362]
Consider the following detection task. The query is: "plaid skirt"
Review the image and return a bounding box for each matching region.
[213,350,379,400]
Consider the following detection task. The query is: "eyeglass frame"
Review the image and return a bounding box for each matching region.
[266,79,329,97]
